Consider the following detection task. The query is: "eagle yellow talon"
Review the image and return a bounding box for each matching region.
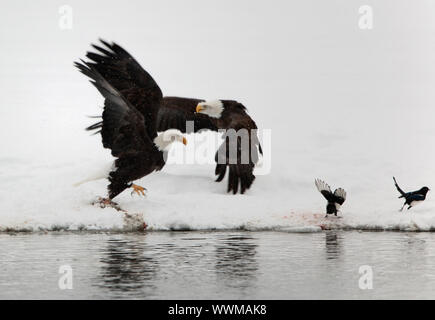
[131,184,147,197]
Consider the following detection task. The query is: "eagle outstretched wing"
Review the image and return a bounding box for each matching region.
[75,60,158,199]
[84,40,163,139]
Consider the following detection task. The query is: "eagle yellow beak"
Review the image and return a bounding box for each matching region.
[182,137,187,145]
[196,104,203,113]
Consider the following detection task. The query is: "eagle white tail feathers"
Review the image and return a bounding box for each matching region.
[73,162,115,187]
[73,175,104,187]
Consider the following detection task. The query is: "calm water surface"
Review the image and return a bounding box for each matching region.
[1,231,435,299]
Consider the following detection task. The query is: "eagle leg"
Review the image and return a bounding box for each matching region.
[130,184,147,197]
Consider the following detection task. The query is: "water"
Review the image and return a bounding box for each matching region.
[1,230,435,299]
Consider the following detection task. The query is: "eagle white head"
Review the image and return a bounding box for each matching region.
[195,100,224,118]
[154,129,187,151]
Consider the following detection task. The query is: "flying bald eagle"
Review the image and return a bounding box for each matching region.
[75,41,187,202]
[157,97,262,194]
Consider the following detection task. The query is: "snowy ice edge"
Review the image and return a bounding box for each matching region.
[1,218,435,233]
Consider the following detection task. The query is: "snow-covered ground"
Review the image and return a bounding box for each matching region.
[2,0,435,232]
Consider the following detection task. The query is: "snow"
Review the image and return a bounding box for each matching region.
[2,1,435,232]
[3,123,435,232]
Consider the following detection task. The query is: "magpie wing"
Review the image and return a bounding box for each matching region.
[408,193,425,202]
[315,179,335,202]
[333,188,347,205]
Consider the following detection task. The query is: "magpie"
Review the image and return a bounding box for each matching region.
[393,177,430,211]
[315,179,347,217]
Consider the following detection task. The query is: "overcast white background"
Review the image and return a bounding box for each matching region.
[1,0,435,231]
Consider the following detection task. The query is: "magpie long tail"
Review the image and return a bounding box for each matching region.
[393,177,406,198]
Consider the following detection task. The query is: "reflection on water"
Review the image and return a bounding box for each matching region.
[98,238,158,297]
[215,236,258,289]
[324,231,342,260]
[1,231,435,299]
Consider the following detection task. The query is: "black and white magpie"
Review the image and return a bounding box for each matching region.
[315,179,347,217]
[393,177,430,211]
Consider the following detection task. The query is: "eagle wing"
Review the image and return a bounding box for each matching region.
[156,97,218,132]
[84,40,163,139]
[157,97,261,194]
[75,60,159,198]
[214,105,261,194]
[214,134,257,194]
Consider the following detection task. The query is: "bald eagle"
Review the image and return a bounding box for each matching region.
[157,97,262,194]
[75,41,187,201]
[77,39,262,198]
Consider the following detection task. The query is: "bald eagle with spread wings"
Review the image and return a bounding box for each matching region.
[75,41,187,202]
[76,40,262,199]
